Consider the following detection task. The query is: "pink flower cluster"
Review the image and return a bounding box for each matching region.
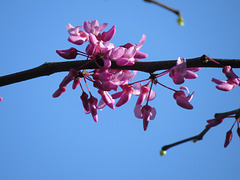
[54,20,200,130]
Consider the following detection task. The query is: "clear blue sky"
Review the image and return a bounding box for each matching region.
[0,0,239,179]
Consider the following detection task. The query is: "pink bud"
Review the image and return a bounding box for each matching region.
[72,78,81,89]
[80,92,90,113]
[56,47,78,59]
[52,86,67,98]
[88,96,98,123]
[0,97,3,102]
[59,69,78,88]
[224,130,233,148]
[98,90,115,109]
[237,126,240,138]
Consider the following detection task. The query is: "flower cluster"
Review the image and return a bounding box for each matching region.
[53,20,200,130]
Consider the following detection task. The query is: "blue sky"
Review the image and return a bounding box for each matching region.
[0,0,239,179]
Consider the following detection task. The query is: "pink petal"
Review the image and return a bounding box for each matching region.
[68,36,85,45]
[80,92,90,113]
[185,70,198,79]
[134,104,143,119]
[102,25,116,42]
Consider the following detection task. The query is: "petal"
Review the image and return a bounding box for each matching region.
[124,46,136,58]
[109,47,125,59]
[134,51,148,59]
[137,34,146,50]
[102,25,116,42]
[175,96,193,109]
[149,107,156,120]
[185,70,198,79]
[68,36,85,45]
[134,104,143,119]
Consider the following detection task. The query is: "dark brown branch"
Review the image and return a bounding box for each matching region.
[161,108,240,152]
[161,127,210,151]
[214,108,240,119]
[1,55,240,87]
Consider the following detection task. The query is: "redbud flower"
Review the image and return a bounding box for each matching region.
[56,47,78,59]
[169,57,200,84]
[133,83,156,105]
[80,92,90,113]
[212,78,236,91]
[173,86,194,109]
[83,20,108,37]
[222,66,240,85]
[59,69,78,88]
[98,90,115,109]
[67,23,88,45]
[112,85,134,107]
[212,66,239,91]
[87,96,98,123]
[134,104,156,131]
[224,130,233,148]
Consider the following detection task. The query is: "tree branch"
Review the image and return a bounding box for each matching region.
[144,0,181,16]
[1,55,240,87]
[161,108,240,153]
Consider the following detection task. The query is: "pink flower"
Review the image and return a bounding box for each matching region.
[112,85,134,107]
[83,20,108,37]
[56,47,78,59]
[133,83,156,105]
[0,97,3,102]
[134,104,156,131]
[212,66,239,91]
[115,35,148,66]
[169,57,200,84]
[212,78,236,91]
[173,86,194,109]
[67,23,88,45]
[222,66,240,85]
[98,90,115,109]
[59,69,78,88]
[80,92,90,113]
[87,96,98,123]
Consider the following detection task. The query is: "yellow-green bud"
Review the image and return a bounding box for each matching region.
[160,149,167,156]
[177,15,184,26]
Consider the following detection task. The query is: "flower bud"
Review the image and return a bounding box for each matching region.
[224,130,233,148]
[160,149,167,156]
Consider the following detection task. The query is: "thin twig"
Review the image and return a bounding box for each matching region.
[161,127,210,151]
[144,0,181,16]
[161,108,240,152]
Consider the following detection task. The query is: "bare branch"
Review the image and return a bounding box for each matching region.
[144,0,181,16]
[161,108,240,152]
